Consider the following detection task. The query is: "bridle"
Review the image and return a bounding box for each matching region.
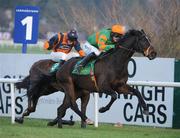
[116,31,152,57]
[144,46,152,57]
[117,45,134,53]
[134,31,152,57]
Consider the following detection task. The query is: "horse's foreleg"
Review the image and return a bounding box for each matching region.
[132,88,149,115]
[80,91,90,128]
[56,95,72,128]
[48,95,71,127]
[115,84,148,115]
[99,92,117,113]
[47,117,58,126]
[70,101,88,127]
[63,83,87,128]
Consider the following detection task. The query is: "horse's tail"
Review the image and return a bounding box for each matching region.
[15,75,30,90]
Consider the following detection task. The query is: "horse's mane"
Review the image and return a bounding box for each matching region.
[97,30,140,60]
[97,48,115,60]
[122,29,141,40]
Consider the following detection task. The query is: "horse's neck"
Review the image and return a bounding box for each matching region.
[97,35,136,72]
[109,35,136,68]
[103,48,134,72]
[113,49,133,64]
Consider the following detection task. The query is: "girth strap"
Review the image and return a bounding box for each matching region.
[90,69,99,91]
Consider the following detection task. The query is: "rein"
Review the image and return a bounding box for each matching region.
[117,45,135,53]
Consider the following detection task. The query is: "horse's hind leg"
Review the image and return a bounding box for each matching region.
[15,95,39,124]
[15,81,40,124]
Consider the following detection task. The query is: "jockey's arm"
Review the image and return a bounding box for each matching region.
[98,35,115,52]
[44,33,60,50]
[74,41,86,57]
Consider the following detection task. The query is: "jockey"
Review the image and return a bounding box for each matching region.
[44,29,85,73]
[76,24,126,72]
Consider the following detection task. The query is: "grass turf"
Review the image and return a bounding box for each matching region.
[0,45,48,54]
[0,117,180,138]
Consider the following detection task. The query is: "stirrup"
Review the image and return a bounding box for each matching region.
[50,63,59,73]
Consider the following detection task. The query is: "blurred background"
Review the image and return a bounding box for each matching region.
[0,0,179,58]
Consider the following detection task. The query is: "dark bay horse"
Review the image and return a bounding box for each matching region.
[15,59,92,126]
[54,29,157,128]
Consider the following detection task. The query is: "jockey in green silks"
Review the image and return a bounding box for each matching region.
[76,24,126,72]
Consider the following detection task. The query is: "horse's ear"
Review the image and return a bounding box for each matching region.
[141,29,146,34]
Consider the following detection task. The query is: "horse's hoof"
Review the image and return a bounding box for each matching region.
[86,119,94,125]
[99,107,108,113]
[58,123,63,128]
[143,110,149,115]
[47,121,57,126]
[15,117,24,124]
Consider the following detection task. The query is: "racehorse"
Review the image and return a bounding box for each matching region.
[15,59,92,126]
[53,29,157,128]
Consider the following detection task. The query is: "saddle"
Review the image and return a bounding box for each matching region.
[72,59,96,75]
[72,49,115,75]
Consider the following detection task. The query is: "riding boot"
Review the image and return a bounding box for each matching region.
[50,60,65,75]
[76,52,97,73]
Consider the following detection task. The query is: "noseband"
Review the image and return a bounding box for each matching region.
[144,46,152,57]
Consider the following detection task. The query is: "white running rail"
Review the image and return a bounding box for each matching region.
[0,78,20,124]
[94,80,180,127]
[1,78,180,126]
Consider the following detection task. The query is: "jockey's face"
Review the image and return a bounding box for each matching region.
[112,33,122,43]
[67,40,74,45]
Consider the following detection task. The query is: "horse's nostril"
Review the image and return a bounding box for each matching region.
[149,51,157,60]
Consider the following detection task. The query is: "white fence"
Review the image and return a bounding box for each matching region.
[0,78,20,124]
[1,78,180,127]
[94,81,180,127]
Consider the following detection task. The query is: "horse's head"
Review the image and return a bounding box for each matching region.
[135,29,157,60]
[118,29,157,60]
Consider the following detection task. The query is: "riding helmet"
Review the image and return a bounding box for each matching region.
[112,24,125,35]
[67,29,78,41]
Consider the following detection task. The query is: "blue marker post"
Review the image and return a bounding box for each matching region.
[22,43,27,53]
[14,6,39,54]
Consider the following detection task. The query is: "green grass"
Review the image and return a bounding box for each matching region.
[0,44,48,54]
[0,117,180,138]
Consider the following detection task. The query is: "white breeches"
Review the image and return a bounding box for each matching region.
[50,51,79,62]
[81,41,101,56]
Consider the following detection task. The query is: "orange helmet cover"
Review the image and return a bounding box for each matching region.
[112,24,125,35]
